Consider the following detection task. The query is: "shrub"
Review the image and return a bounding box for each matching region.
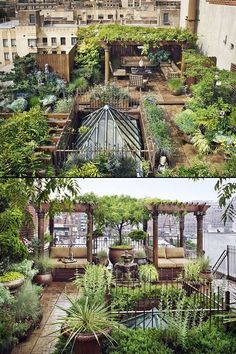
[191,132,212,154]
[91,84,129,101]
[28,96,40,108]
[54,97,73,113]
[167,78,184,93]
[0,271,24,282]
[0,235,28,272]
[139,264,159,282]
[175,109,198,135]
[128,230,147,241]
[0,285,14,307]
[34,257,54,274]
[9,260,37,280]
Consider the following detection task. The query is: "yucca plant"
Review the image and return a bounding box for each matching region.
[139,264,159,283]
[51,296,122,353]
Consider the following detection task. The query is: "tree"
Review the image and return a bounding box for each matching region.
[94,195,144,245]
[215,178,236,224]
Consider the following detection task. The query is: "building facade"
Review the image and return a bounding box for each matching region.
[180,0,236,70]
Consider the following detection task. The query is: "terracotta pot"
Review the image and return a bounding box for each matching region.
[108,247,133,265]
[34,272,52,286]
[1,277,25,293]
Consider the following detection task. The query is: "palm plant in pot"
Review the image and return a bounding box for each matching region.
[53,296,122,354]
[34,257,55,286]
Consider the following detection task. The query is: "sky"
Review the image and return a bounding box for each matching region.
[75,178,228,202]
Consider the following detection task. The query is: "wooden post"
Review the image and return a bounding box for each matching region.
[152,212,159,268]
[104,45,110,84]
[87,211,93,263]
[37,210,45,257]
[143,218,148,246]
[179,212,185,247]
[187,0,197,33]
[49,217,54,248]
[180,44,185,79]
[194,211,205,257]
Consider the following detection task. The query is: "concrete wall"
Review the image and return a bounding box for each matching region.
[180,0,236,70]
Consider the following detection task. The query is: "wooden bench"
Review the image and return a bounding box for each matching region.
[109,61,126,79]
[121,56,158,68]
[160,62,181,80]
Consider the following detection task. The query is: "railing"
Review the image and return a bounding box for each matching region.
[212,249,228,276]
[107,278,229,329]
[211,245,236,281]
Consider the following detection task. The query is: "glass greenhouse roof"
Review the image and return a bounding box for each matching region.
[74,105,143,159]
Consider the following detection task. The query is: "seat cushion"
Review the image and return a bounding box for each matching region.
[71,247,87,258]
[64,259,88,269]
[168,258,190,268]
[157,258,176,268]
[50,247,69,259]
[50,258,66,269]
[166,247,185,259]
[158,248,166,258]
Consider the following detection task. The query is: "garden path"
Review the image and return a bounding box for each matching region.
[12,282,78,354]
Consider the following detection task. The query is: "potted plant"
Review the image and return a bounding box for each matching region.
[109,243,133,266]
[139,264,158,283]
[34,257,55,286]
[96,250,108,266]
[0,271,25,292]
[167,78,184,96]
[54,296,121,354]
[181,261,203,295]
[134,249,147,265]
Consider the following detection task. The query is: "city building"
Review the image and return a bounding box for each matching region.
[180,0,236,70]
[0,9,77,69]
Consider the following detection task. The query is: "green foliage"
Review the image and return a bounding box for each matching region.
[93,228,104,238]
[0,107,50,176]
[54,97,73,113]
[167,78,184,94]
[183,49,214,79]
[197,256,211,272]
[214,179,236,223]
[91,84,129,101]
[128,230,147,241]
[73,264,112,302]
[139,264,158,282]
[64,162,104,177]
[0,285,14,307]
[143,96,173,156]
[181,260,202,283]
[67,77,89,93]
[0,271,24,282]
[7,98,28,113]
[104,328,173,354]
[28,96,40,108]
[134,249,146,258]
[13,280,42,324]
[191,132,212,154]
[148,49,171,65]
[0,235,28,272]
[97,250,108,261]
[9,260,37,280]
[34,257,54,274]
[175,109,198,135]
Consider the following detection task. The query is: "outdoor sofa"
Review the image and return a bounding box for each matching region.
[50,246,88,281]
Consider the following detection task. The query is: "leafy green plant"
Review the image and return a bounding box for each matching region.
[167,78,184,95]
[181,261,202,283]
[191,132,212,154]
[139,264,158,282]
[0,285,14,307]
[175,109,198,135]
[73,264,112,302]
[28,96,40,108]
[0,271,24,282]
[34,257,55,274]
[97,250,108,261]
[0,235,28,274]
[79,125,90,135]
[134,249,146,258]
[93,228,104,238]
[128,230,147,241]
[9,260,37,280]
[54,98,73,113]
[13,280,42,324]
[91,84,129,101]
[53,296,121,351]
[197,256,211,272]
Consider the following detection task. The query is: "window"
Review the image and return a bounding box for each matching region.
[51,37,57,45]
[71,37,77,45]
[42,37,48,45]
[163,13,169,25]
[29,14,35,24]
[128,0,133,6]
[52,51,57,54]
[60,37,66,45]
[61,51,66,54]
[120,14,124,18]
[108,14,113,19]
[12,52,17,61]
[4,53,10,61]
[3,39,8,47]
[11,39,16,47]
[134,1,139,6]
[28,38,37,47]
[98,15,104,19]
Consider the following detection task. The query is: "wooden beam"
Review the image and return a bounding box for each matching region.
[179,212,185,247]
[37,211,45,257]
[104,45,110,83]
[87,211,93,262]
[152,213,159,268]
[194,211,205,257]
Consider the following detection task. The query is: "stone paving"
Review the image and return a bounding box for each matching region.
[12,282,78,354]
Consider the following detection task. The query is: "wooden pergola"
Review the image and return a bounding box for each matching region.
[146,202,210,267]
[35,202,94,262]
[101,39,186,83]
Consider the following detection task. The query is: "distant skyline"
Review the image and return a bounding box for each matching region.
[76,178,234,202]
